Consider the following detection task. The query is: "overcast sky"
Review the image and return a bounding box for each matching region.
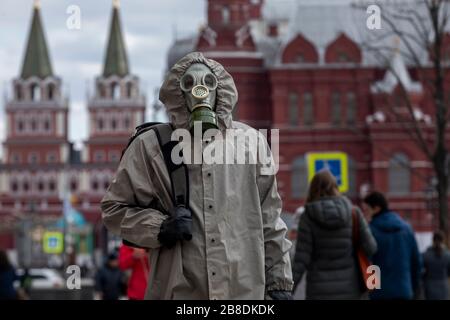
[0,0,353,154]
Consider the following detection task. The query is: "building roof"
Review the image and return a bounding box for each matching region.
[103,2,129,77]
[20,2,53,79]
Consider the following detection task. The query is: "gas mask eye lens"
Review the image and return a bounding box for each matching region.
[203,73,218,91]
[180,74,195,92]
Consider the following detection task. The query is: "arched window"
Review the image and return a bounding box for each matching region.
[389,153,411,195]
[44,119,50,132]
[10,180,18,192]
[331,92,341,126]
[91,179,99,191]
[303,92,314,126]
[29,153,39,164]
[70,179,78,192]
[31,84,41,101]
[15,84,23,100]
[23,181,30,192]
[48,179,56,192]
[292,156,308,199]
[37,180,44,192]
[346,92,356,125]
[222,6,230,25]
[111,83,120,100]
[111,118,117,130]
[124,116,130,130]
[103,179,110,190]
[288,93,299,126]
[126,82,133,98]
[31,119,37,131]
[98,83,106,98]
[94,151,105,163]
[47,84,55,100]
[97,118,104,131]
[17,120,24,132]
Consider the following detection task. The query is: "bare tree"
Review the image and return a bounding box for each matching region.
[355,0,450,242]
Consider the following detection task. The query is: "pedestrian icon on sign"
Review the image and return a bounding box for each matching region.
[307,152,349,193]
[43,232,64,254]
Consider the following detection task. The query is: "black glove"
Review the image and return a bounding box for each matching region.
[268,290,293,300]
[158,206,193,249]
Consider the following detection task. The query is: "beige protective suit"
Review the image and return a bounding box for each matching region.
[101,52,293,300]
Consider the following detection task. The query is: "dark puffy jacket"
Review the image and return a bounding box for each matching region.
[369,211,422,300]
[293,196,377,300]
[422,246,450,300]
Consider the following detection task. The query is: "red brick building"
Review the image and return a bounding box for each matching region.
[168,0,448,243]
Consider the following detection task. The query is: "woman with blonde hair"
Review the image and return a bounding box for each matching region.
[292,170,377,299]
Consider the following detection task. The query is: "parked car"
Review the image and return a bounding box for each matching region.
[15,269,65,289]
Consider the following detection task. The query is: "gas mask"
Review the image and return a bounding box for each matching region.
[180,63,218,132]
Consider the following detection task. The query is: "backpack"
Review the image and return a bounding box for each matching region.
[120,122,189,248]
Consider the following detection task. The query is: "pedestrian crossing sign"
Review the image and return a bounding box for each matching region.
[43,232,64,254]
[306,152,349,193]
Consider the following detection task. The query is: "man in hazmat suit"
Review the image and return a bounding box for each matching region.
[101,52,293,300]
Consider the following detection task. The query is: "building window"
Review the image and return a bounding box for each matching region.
[297,53,305,63]
[111,118,117,130]
[15,84,23,101]
[222,6,230,25]
[49,179,56,192]
[331,92,341,126]
[23,181,29,192]
[111,83,120,100]
[337,51,350,62]
[389,153,411,195]
[346,92,356,125]
[11,180,18,192]
[124,117,130,130]
[109,151,120,163]
[97,118,104,131]
[288,93,299,126]
[11,153,21,164]
[31,119,37,131]
[47,152,57,163]
[292,156,308,199]
[94,151,105,163]
[303,92,314,126]
[47,84,55,100]
[29,153,39,164]
[126,82,133,98]
[17,120,24,132]
[70,179,78,192]
[103,179,110,190]
[91,179,99,191]
[31,84,41,101]
[37,180,44,192]
[98,83,106,98]
[44,119,51,132]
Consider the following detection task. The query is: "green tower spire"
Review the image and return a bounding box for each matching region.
[20,1,53,79]
[103,0,129,77]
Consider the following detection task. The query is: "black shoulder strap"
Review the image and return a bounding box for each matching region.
[121,122,189,208]
[152,123,190,208]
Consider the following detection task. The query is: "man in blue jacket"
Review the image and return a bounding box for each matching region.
[363,191,422,300]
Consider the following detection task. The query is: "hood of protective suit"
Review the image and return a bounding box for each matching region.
[159,52,238,130]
